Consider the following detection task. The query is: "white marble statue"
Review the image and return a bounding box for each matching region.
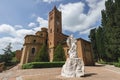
[66,34,78,58]
[61,34,84,77]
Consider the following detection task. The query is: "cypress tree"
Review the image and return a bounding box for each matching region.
[103,0,120,61]
[89,28,98,61]
[89,0,120,62]
[53,44,66,61]
[1,43,14,66]
[96,27,106,60]
[34,44,49,62]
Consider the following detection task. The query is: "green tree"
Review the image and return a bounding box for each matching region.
[89,28,98,61]
[102,0,120,61]
[96,27,106,60]
[1,43,14,65]
[34,44,49,62]
[0,54,3,63]
[89,0,120,62]
[53,44,65,61]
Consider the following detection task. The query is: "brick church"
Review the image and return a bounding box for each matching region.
[19,6,94,66]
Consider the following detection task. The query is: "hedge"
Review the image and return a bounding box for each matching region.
[22,62,65,69]
[98,60,120,68]
[114,63,120,67]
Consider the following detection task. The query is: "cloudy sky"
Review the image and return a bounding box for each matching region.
[0,0,105,53]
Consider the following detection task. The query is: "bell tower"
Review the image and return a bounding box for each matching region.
[48,6,62,61]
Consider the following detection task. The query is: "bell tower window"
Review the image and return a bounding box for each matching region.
[50,16,53,20]
[50,29,52,33]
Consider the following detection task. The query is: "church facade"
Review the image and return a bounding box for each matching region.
[20,7,94,66]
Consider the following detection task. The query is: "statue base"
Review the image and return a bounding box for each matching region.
[61,58,84,77]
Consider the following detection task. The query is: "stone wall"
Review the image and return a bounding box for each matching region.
[77,38,94,66]
[20,29,48,65]
[15,50,22,62]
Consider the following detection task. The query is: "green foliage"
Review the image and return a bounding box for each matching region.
[34,44,49,62]
[53,44,66,61]
[98,59,107,64]
[89,27,106,61]
[89,28,98,61]
[22,63,33,69]
[11,57,19,64]
[22,62,65,69]
[96,27,106,61]
[118,58,120,63]
[114,63,120,67]
[2,43,12,63]
[103,0,120,61]
[89,0,120,62]
[98,61,120,68]
[0,43,15,66]
[0,54,3,63]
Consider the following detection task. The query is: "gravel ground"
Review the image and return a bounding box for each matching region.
[0,64,120,80]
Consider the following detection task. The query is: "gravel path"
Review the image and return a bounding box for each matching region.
[0,64,120,80]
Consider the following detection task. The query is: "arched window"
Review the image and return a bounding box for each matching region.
[33,40,36,43]
[31,48,35,54]
[40,33,43,37]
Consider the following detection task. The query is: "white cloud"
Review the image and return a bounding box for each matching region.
[0,17,48,53]
[79,27,96,35]
[28,22,36,27]
[59,0,105,34]
[86,0,98,8]
[37,17,48,27]
[16,29,35,38]
[30,17,48,31]
[59,2,85,32]
[0,24,15,34]
[43,0,61,3]
[0,24,35,37]
[36,0,61,3]
[14,25,23,29]
[0,37,23,54]
[0,24,35,53]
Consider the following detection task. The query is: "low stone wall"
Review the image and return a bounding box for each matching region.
[0,62,4,72]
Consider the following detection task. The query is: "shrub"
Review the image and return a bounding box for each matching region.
[34,44,49,62]
[11,57,19,63]
[22,62,65,69]
[53,44,66,61]
[118,58,120,63]
[98,59,107,64]
[22,63,33,69]
[114,63,120,68]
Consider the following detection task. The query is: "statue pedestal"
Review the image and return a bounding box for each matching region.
[61,58,84,77]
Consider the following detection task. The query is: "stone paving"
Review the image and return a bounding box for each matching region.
[0,64,120,80]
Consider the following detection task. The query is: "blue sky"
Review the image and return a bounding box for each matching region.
[0,0,105,53]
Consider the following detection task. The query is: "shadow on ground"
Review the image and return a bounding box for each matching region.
[83,73,97,77]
